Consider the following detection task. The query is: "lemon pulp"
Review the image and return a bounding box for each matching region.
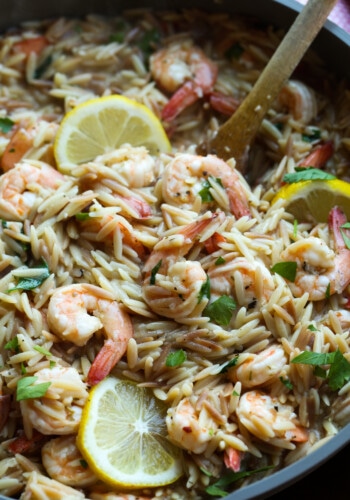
[77,377,183,488]
[54,95,171,173]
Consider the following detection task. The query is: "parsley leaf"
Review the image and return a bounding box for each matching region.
[16,376,51,401]
[0,117,15,133]
[283,167,335,184]
[215,256,226,265]
[199,176,224,203]
[291,349,350,390]
[166,349,187,367]
[271,261,297,282]
[220,356,239,373]
[34,345,51,357]
[203,295,236,326]
[198,276,211,302]
[5,336,19,352]
[206,466,274,497]
[150,260,162,285]
[75,212,91,221]
[301,128,321,143]
[8,259,50,292]
[341,222,350,249]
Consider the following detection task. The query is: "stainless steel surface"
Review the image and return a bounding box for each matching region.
[0,1,349,499]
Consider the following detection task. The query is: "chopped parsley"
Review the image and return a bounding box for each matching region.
[220,356,239,373]
[75,212,91,221]
[198,176,223,203]
[341,221,350,249]
[34,54,53,79]
[7,259,50,292]
[283,167,335,184]
[203,295,236,326]
[150,260,162,285]
[198,276,211,302]
[16,376,51,401]
[271,261,297,282]
[279,376,293,389]
[206,466,274,497]
[166,349,187,367]
[34,345,51,357]
[215,256,226,265]
[5,336,20,353]
[291,349,350,390]
[0,117,15,133]
[301,128,321,143]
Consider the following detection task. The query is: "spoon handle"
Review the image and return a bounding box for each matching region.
[209,0,338,166]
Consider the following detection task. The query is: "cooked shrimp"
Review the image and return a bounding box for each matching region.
[279,206,350,301]
[1,120,58,171]
[150,42,218,121]
[142,211,224,319]
[207,256,274,307]
[0,160,64,221]
[227,344,287,388]
[236,390,308,445]
[224,447,241,472]
[162,154,250,218]
[278,79,317,123]
[298,140,334,168]
[23,366,88,435]
[166,397,218,454]
[42,435,97,487]
[47,284,134,385]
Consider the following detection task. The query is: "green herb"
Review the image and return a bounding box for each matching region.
[308,324,318,331]
[49,360,56,369]
[302,128,321,143]
[0,117,15,133]
[80,459,88,468]
[1,220,8,228]
[198,176,223,202]
[220,356,239,373]
[215,256,226,265]
[205,466,274,497]
[283,167,335,184]
[150,260,162,285]
[325,282,331,299]
[200,467,213,477]
[8,259,50,292]
[225,42,244,60]
[34,54,53,79]
[5,336,19,352]
[291,349,350,390]
[34,345,51,357]
[110,21,128,43]
[232,390,239,396]
[271,261,297,282]
[21,363,27,375]
[198,276,211,302]
[137,28,160,59]
[341,222,350,249]
[75,212,91,221]
[166,349,187,367]
[279,376,293,389]
[203,295,236,326]
[274,122,284,132]
[16,376,51,401]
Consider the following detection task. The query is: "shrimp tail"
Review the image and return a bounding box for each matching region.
[87,339,123,386]
[161,81,200,122]
[224,447,241,472]
[299,140,334,168]
[328,205,347,251]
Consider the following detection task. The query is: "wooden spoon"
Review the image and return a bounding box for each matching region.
[206,0,338,170]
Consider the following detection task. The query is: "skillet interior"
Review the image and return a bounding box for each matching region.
[0,1,349,499]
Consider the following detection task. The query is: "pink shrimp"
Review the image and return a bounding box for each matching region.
[298,140,334,169]
[150,42,218,121]
[162,154,250,218]
[47,284,133,385]
[279,206,350,300]
[224,447,241,472]
[142,212,225,319]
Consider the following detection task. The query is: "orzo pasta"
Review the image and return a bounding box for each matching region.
[0,8,350,500]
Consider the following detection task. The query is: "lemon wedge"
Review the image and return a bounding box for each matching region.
[77,377,183,489]
[272,179,350,222]
[54,95,171,173]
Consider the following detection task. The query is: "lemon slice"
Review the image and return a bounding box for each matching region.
[77,377,183,489]
[272,179,350,222]
[54,95,171,173]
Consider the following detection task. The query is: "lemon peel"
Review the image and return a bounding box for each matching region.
[77,377,183,489]
[54,95,171,173]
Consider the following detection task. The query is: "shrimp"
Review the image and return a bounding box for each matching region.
[166,397,219,454]
[0,160,64,221]
[142,211,224,319]
[47,284,134,385]
[279,206,350,301]
[23,366,88,435]
[1,120,58,171]
[42,435,97,487]
[207,256,274,307]
[162,154,250,218]
[224,447,241,472]
[150,42,218,122]
[298,140,334,169]
[227,344,287,388]
[278,79,317,123]
[236,390,308,445]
